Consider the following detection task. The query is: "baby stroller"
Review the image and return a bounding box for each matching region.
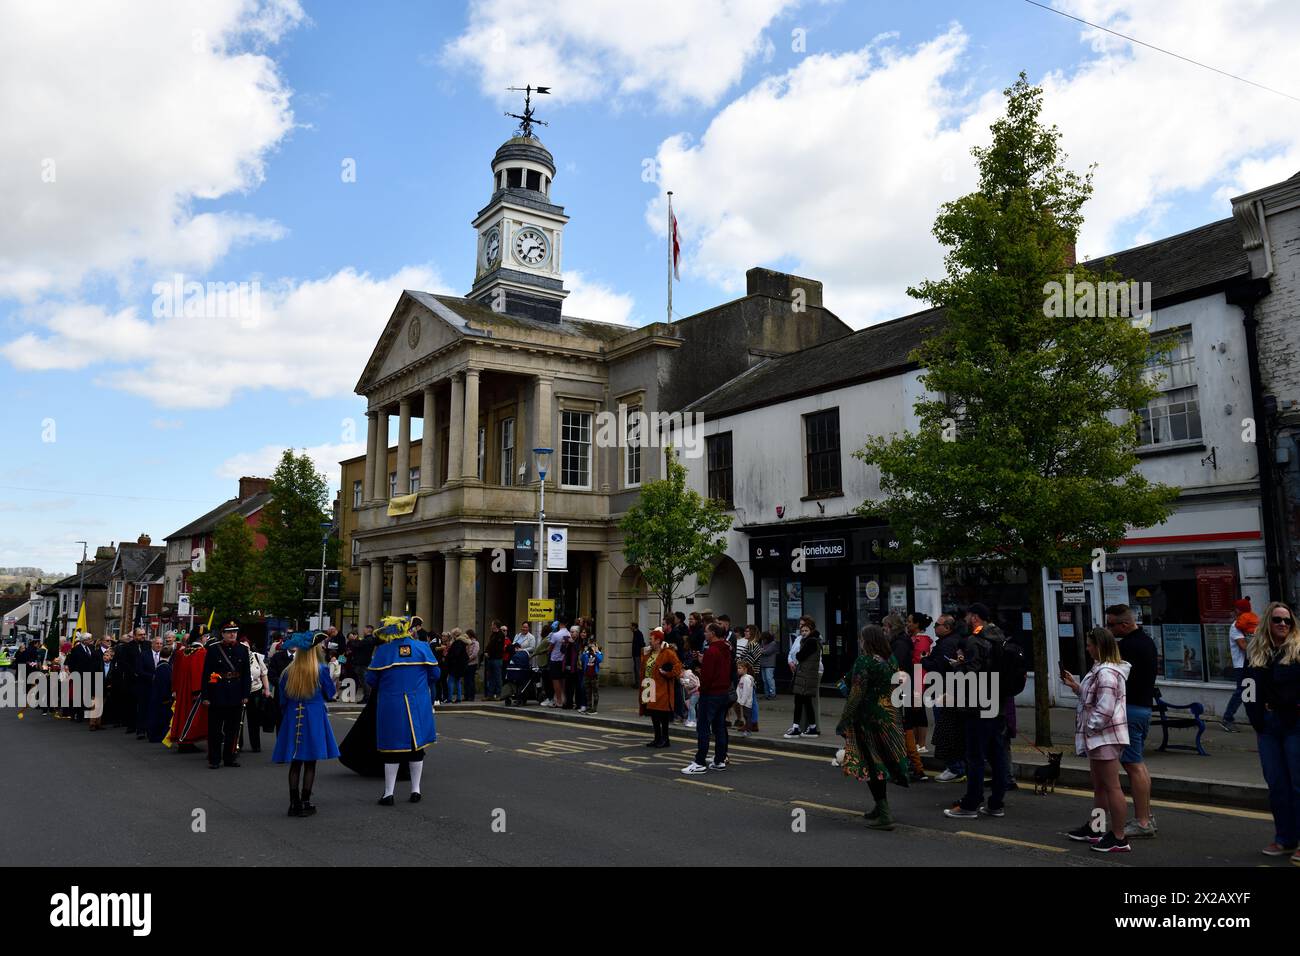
[502,647,543,706]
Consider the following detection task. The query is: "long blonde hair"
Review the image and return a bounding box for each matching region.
[1248,601,1300,667]
[284,644,323,700]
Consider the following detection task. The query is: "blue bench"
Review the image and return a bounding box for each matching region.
[1152,686,1208,756]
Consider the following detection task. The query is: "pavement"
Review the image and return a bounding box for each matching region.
[402,684,1271,810]
[2,701,1292,867]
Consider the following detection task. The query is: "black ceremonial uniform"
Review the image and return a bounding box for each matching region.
[202,640,252,768]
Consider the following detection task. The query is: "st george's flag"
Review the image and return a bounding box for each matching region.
[670,206,681,280]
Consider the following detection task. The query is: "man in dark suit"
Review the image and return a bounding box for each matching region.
[202,621,252,769]
[134,631,161,739]
[64,632,101,723]
[115,629,144,732]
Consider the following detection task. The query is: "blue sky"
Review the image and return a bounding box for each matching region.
[3,0,1299,573]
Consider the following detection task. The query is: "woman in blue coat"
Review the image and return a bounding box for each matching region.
[365,616,440,806]
[273,633,340,817]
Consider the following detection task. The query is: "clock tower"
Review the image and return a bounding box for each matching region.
[469,132,570,324]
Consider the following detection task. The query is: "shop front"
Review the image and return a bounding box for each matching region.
[746,520,913,687]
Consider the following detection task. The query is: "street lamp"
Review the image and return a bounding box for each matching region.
[316,521,334,631]
[532,448,552,614]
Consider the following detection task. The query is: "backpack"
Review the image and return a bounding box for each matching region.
[988,635,1028,698]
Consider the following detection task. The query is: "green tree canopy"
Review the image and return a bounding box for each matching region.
[190,513,261,625]
[259,449,336,624]
[855,74,1179,744]
[620,448,733,617]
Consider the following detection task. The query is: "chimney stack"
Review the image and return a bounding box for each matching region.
[238,476,272,500]
[137,534,151,546]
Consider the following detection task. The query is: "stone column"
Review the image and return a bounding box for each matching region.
[463,366,481,480]
[447,374,464,481]
[458,549,478,634]
[373,409,390,501]
[416,554,434,627]
[368,556,386,624]
[442,550,460,630]
[390,558,408,615]
[396,396,412,494]
[357,560,371,629]
[363,412,377,502]
[515,382,529,484]
[420,385,437,490]
[532,375,554,485]
[595,551,618,682]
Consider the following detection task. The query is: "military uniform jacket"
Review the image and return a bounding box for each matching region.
[201,641,252,706]
[365,637,440,752]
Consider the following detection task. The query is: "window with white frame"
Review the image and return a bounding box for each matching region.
[477,426,486,481]
[112,580,123,607]
[389,472,397,498]
[408,467,420,493]
[500,418,515,486]
[352,480,362,508]
[351,537,360,568]
[1137,329,1202,447]
[561,410,593,489]
[625,404,642,487]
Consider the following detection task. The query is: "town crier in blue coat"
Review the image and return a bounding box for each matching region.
[365,616,440,806]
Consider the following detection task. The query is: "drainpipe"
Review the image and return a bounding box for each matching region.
[1227,277,1283,601]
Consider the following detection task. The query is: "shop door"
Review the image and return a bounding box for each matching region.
[822,579,852,684]
[1049,582,1094,701]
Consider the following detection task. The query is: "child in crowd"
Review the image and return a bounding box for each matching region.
[680,666,700,728]
[580,638,603,715]
[736,661,756,737]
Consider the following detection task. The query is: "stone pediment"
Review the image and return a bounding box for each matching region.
[354,291,469,395]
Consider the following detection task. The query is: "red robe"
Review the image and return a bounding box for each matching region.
[169,644,208,743]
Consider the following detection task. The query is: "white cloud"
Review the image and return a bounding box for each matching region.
[649,2,1300,327]
[0,0,303,301]
[648,26,990,324]
[443,0,799,110]
[2,265,451,408]
[218,441,365,490]
[563,271,635,324]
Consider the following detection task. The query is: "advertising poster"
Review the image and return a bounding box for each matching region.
[888,586,908,615]
[1195,566,1238,624]
[1102,571,1129,609]
[1204,624,1233,681]
[786,581,803,620]
[1162,624,1202,680]
[767,589,781,631]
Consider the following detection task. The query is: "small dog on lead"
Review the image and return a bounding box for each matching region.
[1033,752,1063,794]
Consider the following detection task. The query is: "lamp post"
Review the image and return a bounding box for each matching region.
[532,448,552,615]
[316,521,334,631]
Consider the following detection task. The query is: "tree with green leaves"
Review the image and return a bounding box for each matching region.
[855,74,1179,745]
[259,449,337,625]
[190,513,261,625]
[620,448,733,617]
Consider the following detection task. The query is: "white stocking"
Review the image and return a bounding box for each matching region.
[409,760,424,795]
[383,763,398,798]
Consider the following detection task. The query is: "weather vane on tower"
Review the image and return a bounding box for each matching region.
[505,84,550,138]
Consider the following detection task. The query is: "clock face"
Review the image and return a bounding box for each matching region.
[513,227,549,267]
[483,228,500,265]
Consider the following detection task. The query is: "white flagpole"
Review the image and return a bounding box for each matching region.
[667,190,674,324]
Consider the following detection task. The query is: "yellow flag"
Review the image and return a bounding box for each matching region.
[74,600,86,636]
[206,608,215,630]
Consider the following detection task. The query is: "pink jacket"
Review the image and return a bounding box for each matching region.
[1075,660,1131,756]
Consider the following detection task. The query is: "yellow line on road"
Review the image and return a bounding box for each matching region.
[1048,785,1271,821]
[586,762,633,772]
[953,830,1067,854]
[791,800,860,817]
[676,779,734,792]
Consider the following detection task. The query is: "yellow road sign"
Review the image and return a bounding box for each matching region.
[527,599,555,620]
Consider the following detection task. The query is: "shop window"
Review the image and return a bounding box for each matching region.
[1137,329,1201,447]
[706,432,733,507]
[804,409,841,496]
[1103,551,1239,684]
[939,563,1034,660]
[561,410,592,489]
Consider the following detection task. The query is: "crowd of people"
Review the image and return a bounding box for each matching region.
[8,595,1298,863]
